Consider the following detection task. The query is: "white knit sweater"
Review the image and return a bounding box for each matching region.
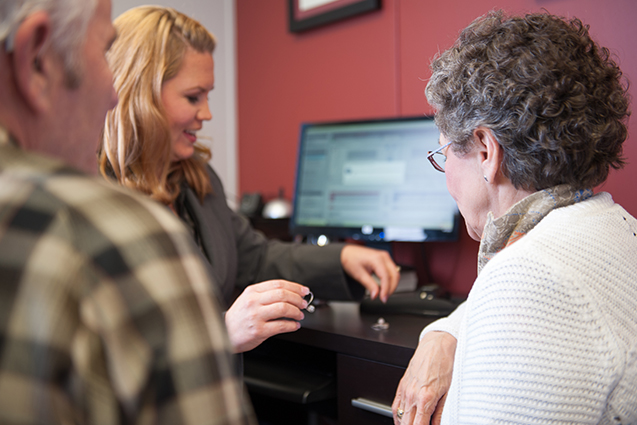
[423,193,637,424]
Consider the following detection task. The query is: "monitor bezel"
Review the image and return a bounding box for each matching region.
[289,116,460,243]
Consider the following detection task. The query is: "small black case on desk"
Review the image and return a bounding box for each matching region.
[360,286,462,318]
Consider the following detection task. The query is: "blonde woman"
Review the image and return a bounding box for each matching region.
[100,6,400,354]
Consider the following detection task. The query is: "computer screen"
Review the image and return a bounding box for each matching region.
[290,116,459,242]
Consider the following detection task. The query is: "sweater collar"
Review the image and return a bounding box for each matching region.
[478,185,593,274]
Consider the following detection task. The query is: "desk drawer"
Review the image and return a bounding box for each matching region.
[337,354,404,425]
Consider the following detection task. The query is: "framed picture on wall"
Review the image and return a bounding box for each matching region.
[289,0,381,33]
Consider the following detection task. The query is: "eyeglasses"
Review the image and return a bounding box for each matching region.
[427,141,452,173]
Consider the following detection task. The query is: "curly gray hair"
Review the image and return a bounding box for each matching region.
[426,10,630,191]
[0,0,97,88]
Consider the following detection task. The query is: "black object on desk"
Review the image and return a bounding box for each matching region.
[360,287,461,317]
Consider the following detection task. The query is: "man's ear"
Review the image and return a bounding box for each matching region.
[10,11,55,113]
[473,127,503,184]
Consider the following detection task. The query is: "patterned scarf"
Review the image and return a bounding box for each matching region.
[478,184,593,274]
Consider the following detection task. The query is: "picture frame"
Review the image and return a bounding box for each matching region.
[289,0,381,33]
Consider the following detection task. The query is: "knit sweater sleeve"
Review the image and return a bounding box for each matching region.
[419,301,467,341]
[442,246,621,424]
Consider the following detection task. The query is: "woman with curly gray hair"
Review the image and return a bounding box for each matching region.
[393,11,636,425]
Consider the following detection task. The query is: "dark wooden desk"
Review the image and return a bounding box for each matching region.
[245,301,436,424]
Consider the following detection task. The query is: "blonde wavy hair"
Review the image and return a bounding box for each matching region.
[99,5,216,204]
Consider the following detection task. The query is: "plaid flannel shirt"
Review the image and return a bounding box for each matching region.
[0,128,255,425]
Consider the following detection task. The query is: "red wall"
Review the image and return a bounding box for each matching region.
[237,0,637,296]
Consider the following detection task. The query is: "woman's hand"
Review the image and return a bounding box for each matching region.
[340,245,400,303]
[225,280,310,353]
[392,331,457,425]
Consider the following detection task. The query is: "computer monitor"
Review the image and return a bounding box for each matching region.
[290,116,459,243]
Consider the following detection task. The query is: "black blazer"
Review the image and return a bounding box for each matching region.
[175,166,364,308]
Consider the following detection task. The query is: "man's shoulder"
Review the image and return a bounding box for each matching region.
[48,175,188,250]
[1,145,185,247]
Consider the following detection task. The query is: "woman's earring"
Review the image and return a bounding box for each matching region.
[484,176,488,183]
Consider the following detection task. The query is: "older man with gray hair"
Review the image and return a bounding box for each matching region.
[0,0,255,423]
